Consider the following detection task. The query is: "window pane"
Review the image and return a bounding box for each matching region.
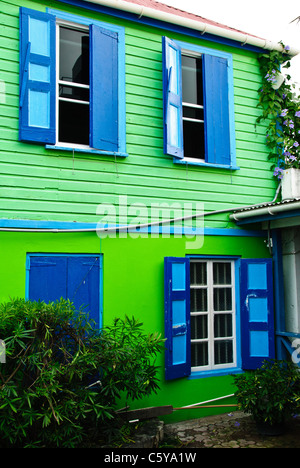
[214,340,233,365]
[183,120,205,159]
[59,101,89,145]
[213,288,232,311]
[214,314,232,338]
[213,262,231,285]
[190,262,207,286]
[59,85,89,102]
[182,55,203,105]
[191,315,207,339]
[191,342,208,367]
[59,27,89,85]
[190,289,207,312]
[183,106,204,121]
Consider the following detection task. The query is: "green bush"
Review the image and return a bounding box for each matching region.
[0,298,164,447]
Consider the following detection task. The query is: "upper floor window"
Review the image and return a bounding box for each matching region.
[162,37,238,169]
[19,7,126,156]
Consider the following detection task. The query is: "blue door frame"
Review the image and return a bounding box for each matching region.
[26,254,103,328]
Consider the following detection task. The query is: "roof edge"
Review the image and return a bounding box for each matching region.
[82,0,300,56]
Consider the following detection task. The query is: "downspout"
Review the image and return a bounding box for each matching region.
[82,0,300,56]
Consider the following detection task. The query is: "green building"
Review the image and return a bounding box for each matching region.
[1,0,299,421]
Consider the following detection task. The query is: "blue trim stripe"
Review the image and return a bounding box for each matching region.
[0,219,265,237]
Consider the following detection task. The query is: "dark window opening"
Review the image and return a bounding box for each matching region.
[182,55,205,160]
[58,26,90,146]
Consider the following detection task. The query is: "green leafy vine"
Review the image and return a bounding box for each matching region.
[257,42,300,179]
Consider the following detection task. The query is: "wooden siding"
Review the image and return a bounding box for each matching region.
[0,0,276,228]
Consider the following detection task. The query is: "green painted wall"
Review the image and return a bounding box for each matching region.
[0,229,270,421]
[1,0,275,229]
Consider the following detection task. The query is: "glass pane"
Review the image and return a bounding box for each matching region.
[59,27,89,85]
[59,85,89,102]
[214,340,233,365]
[214,314,232,338]
[191,342,208,367]
[183,106,204,121]
[183,120,205,159]
[190,262,207,286]
[213,288,232,311]
[59,101,89,145]
[190,288,207,312]
[191,315,208,339]
[213,262,231,285]
[182,55,203,105]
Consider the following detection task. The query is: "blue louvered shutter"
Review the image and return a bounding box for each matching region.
[202,54,231,166]
[162,37,183,159]
[164,257,191,380]
[90,24,118,152]
[240,259,275,370]
[19,7,56,144]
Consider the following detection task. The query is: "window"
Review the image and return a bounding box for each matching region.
[58,25,90,146]
[190,259,236,371]
[182,55,205,160]
[19,7,126,156]
[164,257,275,380]
[162,37,238,169]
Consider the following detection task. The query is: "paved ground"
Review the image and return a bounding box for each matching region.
[163,411,300,448]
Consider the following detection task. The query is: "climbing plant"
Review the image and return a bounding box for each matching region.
[257,42,300,179]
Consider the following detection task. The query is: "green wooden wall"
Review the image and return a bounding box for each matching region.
[0,0,275,228]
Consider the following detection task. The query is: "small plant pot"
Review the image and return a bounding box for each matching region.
[256,421,285,436]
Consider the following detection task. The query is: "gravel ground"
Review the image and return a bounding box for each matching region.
[163,411,300,448]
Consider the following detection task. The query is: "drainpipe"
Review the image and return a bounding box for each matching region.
[82,0,300,56]
[229,200,300,222]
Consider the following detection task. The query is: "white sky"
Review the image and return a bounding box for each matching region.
[156,0,300,80]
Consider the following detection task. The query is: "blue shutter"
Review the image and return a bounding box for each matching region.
[240,259,275,370]
[90,24,118,152]
[162,37,183,159]
[164,257,191,380]
[202,54,231,165]
[28,256,100,328]
[28,256,67,302]
[67,256,100,327]
[19,7,56,144]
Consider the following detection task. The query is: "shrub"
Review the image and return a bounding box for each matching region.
[0,298,164,447]
[233,359,300,427]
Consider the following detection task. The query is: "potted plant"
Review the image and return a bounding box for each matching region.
[257,43,300,200]
[233,360,300,436]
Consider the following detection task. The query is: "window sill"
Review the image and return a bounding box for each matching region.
[188,367,243,379]
[45,145,128,158]
[173,157,239,170]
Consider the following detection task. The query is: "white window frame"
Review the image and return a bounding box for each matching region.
[55,19,90,150]
[190,259,237,372]
[181,49,205,162]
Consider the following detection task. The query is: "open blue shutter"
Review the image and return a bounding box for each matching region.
[90,24,118,152]
[240,259,275,370]
[202,54,231,165]
[19,7,56,144]
[164,257,191,380]
[162,37,183,159]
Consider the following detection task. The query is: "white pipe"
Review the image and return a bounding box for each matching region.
[180,393,235,409]
[82,0,300,56]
